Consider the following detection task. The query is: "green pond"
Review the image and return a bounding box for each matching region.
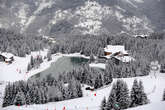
[29,56,89,81]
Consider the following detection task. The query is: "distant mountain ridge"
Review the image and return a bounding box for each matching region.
[0,0,164,36]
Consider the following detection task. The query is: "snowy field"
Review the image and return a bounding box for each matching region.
[0,51,165,110]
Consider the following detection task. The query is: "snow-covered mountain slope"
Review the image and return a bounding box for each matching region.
[0,49,61,82]
[1,61,165,110]
[0,0,164,36]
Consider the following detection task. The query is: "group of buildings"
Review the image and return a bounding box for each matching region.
[98,45,134,64]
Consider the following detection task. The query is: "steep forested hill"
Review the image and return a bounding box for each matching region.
[0,28,49,57]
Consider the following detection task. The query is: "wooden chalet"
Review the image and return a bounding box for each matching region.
[0,53,14,64]
[97,45,134,64]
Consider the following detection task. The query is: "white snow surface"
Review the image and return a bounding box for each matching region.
[34,0,53,15]
[0,51,165,110]
[1,63,165,110]
[114,55,135,62]
[0,49,62,82]
[0,52,14,59]
[89,63,106,69]
[104,45,127,54]
[127,101,165,110]
[74,1,112,35]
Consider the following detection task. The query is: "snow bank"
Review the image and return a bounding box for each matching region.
[89,63,106,69]
[127,101,165,110]
[63,53,90,59]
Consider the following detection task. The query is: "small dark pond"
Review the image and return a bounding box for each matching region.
[29,56,89,81]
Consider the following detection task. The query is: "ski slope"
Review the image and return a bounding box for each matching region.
[1,62,165,110]
[0,49,164,110]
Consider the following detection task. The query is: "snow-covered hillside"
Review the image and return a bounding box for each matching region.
[0,49,65,82]
[1,59,165,110]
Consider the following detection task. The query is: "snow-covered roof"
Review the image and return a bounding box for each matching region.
[5,58,12,62]
[0,52,14,59]
[114,56,135,63]
[104,45,128,54]
[134,34,148,38]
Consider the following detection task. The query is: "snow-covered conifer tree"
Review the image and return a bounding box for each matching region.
[163,89,165,101]
[14,91,26,106]
[25,91,31,105]
[104,60,113,85]
[97,47,104,57]
[130,79,139,107]
[100,97,106,110]
[138,81,149,105]
[106,83,117,110]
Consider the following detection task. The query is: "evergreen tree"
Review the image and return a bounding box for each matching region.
[100,97,106,110]
[47,50,52,61]
[160,63,165,73]
[76,81,83,97]
[116,80,130,109]
[107,80,130,110]
[25,91,31,105]
[97,47,105,57]
[14,91,26,106]
[62,87,71,100]
[138,81,149,105]
[30,56,34,68]
[35,89,42,104]
[94,74,103,89]
[68,77,78,98]
[89,52,95,63]
[2,84,11,107]
[130,79,139,107]
[163,89,165,101]
[43,90,49,103]
[106,83,118,110]
[130,80,149,107]
[104,61,113,85]
[27,63,32,71]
